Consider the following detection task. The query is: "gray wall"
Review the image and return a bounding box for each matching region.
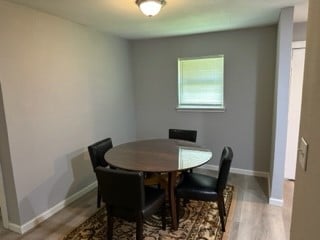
[131,26,276,172]
[269,7,294,204]
[0,1,136,225]
[291,1,320,239]
[0,82,19,225]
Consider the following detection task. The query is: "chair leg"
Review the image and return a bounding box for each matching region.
[176,197,180,227]
[161,201,166,230]
[217,197,225,232]
[136,214,144,240]
[97,186,101,208]
[107,207,113,239]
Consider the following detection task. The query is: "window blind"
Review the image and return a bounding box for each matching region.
[178,55,224,109]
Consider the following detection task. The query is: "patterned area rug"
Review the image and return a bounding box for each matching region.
[63,185,234,240]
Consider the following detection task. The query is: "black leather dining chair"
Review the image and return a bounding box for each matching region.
[95,167,166,240]
[169,128,197,143]
[175,146,233,232]
[169,128,197,174]
[88,138,113,208]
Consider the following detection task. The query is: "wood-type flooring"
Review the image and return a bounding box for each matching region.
[0,170,294,240]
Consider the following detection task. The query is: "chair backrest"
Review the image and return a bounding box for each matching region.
[169,129,197,142]
[88,138,113,171]
[217,146,233,193]
[95,167,145,210]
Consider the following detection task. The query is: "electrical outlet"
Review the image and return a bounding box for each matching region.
[298,137,308,171]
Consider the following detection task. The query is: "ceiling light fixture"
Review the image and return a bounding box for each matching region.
[136,0,166,17]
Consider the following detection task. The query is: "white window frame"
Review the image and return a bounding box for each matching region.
[177,55,225,112]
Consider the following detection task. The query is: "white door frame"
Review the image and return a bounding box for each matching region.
[0,80,9,229]
[284,40,306,180]
[0,162,9,228]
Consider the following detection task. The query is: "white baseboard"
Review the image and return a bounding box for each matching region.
[8,223,22,234]
[269,197,284,207]
[199,164,269,178]
[8,181,97,234]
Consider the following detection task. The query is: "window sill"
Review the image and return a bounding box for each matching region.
[176,106,225,112]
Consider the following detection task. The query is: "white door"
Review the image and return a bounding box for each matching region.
[284,42,306,180]
[0,81,9,229]
[0,164,9,227]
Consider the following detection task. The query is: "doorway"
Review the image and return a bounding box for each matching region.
[284,41,306,180]
[0,163,9,229]
[0,81,9,229]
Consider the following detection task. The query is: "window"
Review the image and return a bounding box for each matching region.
[177,55,224,111]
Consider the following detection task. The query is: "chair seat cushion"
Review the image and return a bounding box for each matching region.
[176,173,219,201]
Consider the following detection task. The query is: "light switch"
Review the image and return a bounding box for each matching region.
[298,137,308,171]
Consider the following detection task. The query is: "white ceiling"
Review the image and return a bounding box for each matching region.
[5,0,309,39]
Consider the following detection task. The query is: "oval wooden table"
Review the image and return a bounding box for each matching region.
[104,138,212,230]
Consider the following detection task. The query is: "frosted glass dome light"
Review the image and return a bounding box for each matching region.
[136,0,166,17]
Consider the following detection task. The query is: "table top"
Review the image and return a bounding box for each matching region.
[104,138,212,172]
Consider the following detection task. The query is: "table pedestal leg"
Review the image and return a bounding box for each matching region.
[168,171,178,230]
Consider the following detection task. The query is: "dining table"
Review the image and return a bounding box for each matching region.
[104,138,213,230]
